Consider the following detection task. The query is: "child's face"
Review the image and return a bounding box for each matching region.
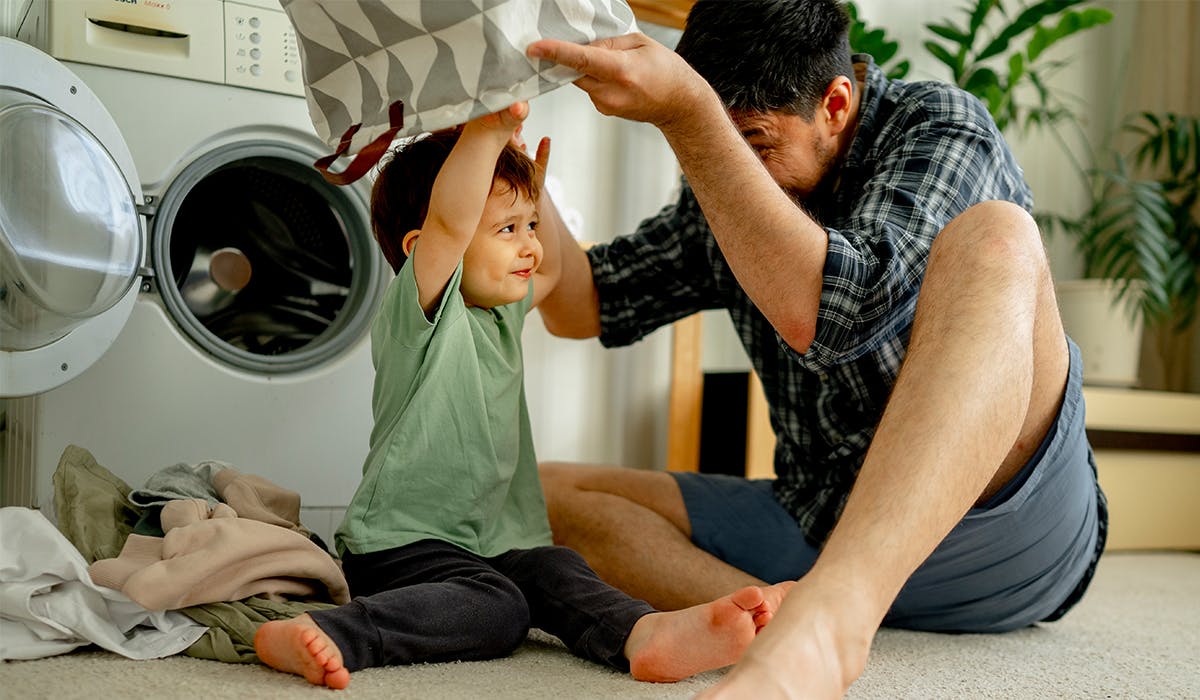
[461,181,541,309]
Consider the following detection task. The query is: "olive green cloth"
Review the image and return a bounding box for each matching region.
[51,445,337,663]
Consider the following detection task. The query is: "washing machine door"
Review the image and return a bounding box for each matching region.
[0,38,143,397]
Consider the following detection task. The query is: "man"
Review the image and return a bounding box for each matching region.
[526,0,1105,697]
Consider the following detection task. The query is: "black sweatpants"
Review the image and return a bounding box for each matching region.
[307,539,655,671]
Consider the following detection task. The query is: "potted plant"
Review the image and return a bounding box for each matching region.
[848,0,1113,133]
[917,0,1112,133]
[1046,113,1200,387]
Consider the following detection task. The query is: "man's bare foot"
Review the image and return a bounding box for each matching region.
[625,582,793,682]
[697,575,877,700]
[254,614,351,689]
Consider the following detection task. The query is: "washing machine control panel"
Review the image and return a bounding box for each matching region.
[224,0,304,98]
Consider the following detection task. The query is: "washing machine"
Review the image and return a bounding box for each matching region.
[1,0,389,536]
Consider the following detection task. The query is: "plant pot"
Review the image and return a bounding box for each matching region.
[1056,278,1144,387]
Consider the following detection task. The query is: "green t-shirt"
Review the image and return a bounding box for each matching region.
[335,260,552,558]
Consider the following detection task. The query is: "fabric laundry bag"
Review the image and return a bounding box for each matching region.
[279,0,639,184]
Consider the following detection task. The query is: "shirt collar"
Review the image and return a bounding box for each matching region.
[841,53,887,175]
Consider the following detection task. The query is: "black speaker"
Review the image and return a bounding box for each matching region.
[698,371,752,476]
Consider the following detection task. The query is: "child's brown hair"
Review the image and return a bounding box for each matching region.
[369,128,541,274]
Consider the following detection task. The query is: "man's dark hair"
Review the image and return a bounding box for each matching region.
[369,129,540,273]
[675,0,855,118]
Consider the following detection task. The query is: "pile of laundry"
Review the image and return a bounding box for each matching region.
[1,445,347,662]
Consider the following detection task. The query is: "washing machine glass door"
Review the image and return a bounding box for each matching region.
[0,39,143,397]
[0,92,141,350]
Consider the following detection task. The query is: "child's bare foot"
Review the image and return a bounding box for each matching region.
[625,581,794,683]
[254,614,351,689]
[750,580,795,632]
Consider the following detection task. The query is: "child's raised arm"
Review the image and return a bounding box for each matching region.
[409,103,528,314]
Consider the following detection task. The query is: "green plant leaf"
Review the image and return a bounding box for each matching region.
[1027,8,1112,62]
[1008,52,1026,84]
[926,22,971,46]
[876,42,900,64]
[963,67,1001,97]
[887,60,912,81]
[924,40,962,79]
[847,1,911,80]
[968,0,998,36]
[1129,114,1200,190]
[977,0,1086,61]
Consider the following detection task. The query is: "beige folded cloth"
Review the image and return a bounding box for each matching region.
[159,499,236,532]
[88,517,350,611]
[212,469,302,532]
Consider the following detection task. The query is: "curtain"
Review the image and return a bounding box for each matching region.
[1119,0,1200,392]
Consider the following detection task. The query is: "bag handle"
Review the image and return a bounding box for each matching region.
[313,101,406,186]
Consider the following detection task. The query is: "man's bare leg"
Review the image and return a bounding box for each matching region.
[540,463,766,610]
[255,614,351,689]
[703,201,1072,699]
[625,581,794,682]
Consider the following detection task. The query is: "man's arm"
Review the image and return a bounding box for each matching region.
[411,104,527,314]
[527,136,566,310]
[533,192,602,337]
[527,34,827,352]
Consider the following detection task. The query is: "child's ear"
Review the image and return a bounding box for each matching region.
[402,230,421,257]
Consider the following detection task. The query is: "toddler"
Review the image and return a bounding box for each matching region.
[254,103,790,689]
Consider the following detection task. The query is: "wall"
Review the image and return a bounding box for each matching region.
[520,59,683,470]
[518,21,687,471]
[1,0,28,37]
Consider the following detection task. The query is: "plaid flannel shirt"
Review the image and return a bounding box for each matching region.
[587,57,1034,546]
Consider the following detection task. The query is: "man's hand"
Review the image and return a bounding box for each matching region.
[526,33,715,136]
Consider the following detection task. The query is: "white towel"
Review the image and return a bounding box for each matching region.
[0,507,206,661]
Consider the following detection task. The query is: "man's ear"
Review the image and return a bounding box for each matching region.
[402,229,421,257]
[821,76,855,136]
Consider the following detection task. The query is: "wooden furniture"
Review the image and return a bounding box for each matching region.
[1085,387,1200,550]
[666,314,1200,550]
[628,0,693,30]
[664,314,777,478]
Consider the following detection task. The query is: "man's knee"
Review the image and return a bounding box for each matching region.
[538,462,577,531]
[538,461,575,496]
[930,200,1047,278]
[536,463,691,540]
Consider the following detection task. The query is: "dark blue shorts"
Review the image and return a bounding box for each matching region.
[673,338,1105,632]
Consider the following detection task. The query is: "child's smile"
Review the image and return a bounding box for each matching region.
[460,182,541,309]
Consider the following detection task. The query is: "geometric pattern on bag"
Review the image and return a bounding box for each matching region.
[281,0,638,183]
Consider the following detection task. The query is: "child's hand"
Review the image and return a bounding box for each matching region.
[470,101,529,139]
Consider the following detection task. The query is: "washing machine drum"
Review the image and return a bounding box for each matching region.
[150,144,384,374]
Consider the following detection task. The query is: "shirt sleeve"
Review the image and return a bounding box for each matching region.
[801,91,1032,369]
[377,257,466,348]
[587,181,725,348]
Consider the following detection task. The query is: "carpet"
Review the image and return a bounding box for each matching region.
[2,552,1196,699]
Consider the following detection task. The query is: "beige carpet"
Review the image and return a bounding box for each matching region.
[3,552,1197,699]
